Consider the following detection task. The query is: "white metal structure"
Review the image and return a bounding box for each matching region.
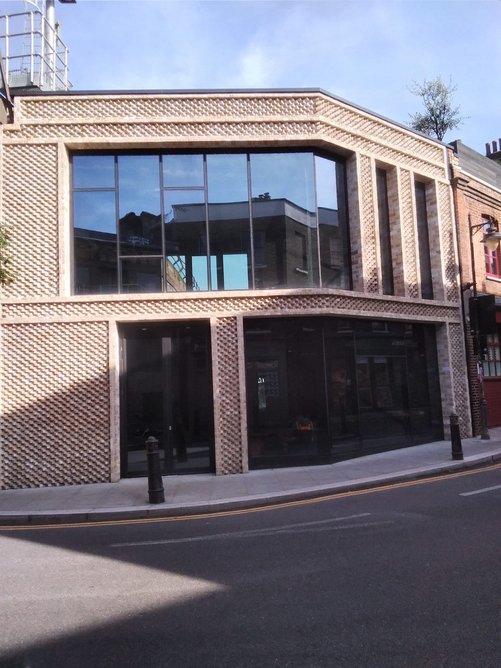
[0,0,71,91]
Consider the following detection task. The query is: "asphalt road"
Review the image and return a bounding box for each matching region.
[1,465,500,668]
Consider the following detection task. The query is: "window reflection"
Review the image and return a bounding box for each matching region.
[250,153,318,289]
[73,190,118,294]
[245,317,443,469]
[121,257,162,293]
[73,155,115,189]
[164,190,207,291]
[316,156,350,289]
[72,151,350,294]
[163,154,204,188]
[74,235,118,295]
[118,156,161,256]
[208,154,251,290]
[74,191,116,233]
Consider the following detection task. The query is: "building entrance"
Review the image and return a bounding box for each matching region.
[245,316,443,469]
[120,321,214,476]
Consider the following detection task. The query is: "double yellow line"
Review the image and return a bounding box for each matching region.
[1,462,500,532]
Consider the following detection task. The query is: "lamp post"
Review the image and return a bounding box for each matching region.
[467,214,501,440]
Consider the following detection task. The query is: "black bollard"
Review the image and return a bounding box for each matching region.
[146,435,165,504]
[450,413,463,461]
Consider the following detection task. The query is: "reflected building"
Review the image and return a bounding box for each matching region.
[0,89,471,489]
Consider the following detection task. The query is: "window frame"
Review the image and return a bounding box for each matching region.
[484,329,501,378]
[70,148,351,296]
[484,217,501,279]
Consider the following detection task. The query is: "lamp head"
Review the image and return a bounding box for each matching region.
[483,227,501,252]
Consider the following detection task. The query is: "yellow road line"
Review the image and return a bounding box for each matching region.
[1,462,500,532]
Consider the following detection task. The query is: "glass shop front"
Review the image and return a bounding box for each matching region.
[245,316,443,469]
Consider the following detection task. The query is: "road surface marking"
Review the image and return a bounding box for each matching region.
[2,462,501,532]
[110,512,386,547]
[460,484,501,497]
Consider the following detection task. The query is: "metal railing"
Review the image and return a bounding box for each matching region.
[0,8,71,91]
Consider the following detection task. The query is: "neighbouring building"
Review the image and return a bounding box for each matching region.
[0,87,472,490]
[450,140,501,432]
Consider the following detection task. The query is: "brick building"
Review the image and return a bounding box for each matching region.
[0,89,470,489]
[450,140,501,433]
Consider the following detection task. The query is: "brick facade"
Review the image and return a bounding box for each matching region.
[0,90,470,489]
[449,141,501,434]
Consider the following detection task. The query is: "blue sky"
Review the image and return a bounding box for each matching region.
[3,0,501,153]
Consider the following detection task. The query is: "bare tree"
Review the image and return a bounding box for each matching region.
[409,76,463,141]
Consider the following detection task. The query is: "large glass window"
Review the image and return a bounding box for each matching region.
[208,154,251,290]
[415,180,433,299]
[73,159,118,295]
[376,167,394,295]
[245,316,443,469]
[316,155,350,289]
[72,151,349,295]
[250,153,318,289]
[118,155,161,257]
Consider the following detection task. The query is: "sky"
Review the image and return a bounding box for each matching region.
[2,0,501,154]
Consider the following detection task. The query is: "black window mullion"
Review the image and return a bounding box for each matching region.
[203,155,211,291]
[159,155,166,292]
[247,153,256,290]
[115,156,122,293]
[312,155,323,287]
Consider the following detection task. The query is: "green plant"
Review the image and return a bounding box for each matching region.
[0,226,14,285]
[408,76,463,141]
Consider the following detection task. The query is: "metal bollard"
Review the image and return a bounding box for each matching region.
[450,413,463,461]
[146,435,165,504]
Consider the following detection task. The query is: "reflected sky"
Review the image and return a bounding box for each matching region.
[207,154,248,203]
[73,155,115,189]
[250,153,315,213]
[73,191,116,233]
[163,154,204,188]
[315,156,338,212]
[73,152,347,292]
[118,155,160,218]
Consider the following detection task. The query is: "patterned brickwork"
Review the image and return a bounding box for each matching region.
[5,92,448,180]
[1,144,59,298]
[0,90,466,489]
[437,182,459,302]
[16,94,318,122]
[1,321,111,489]
[359,155,379,292]
[448,322,471,435]
[464,332,481,435]
[2,292,462,324]
[316,96,444,167]
[435,322,471,438]
[399,169,419,298]
[319,123,445,181]
[212,317,243,474]
[5,120,320,142]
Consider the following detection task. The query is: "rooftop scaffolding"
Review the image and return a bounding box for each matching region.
[0,0,71,91]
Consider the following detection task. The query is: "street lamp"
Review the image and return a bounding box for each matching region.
[467,214,500,440]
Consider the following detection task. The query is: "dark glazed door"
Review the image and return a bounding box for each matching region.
[120,321,214,476]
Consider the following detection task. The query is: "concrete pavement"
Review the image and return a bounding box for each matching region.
[1,429,501,525]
